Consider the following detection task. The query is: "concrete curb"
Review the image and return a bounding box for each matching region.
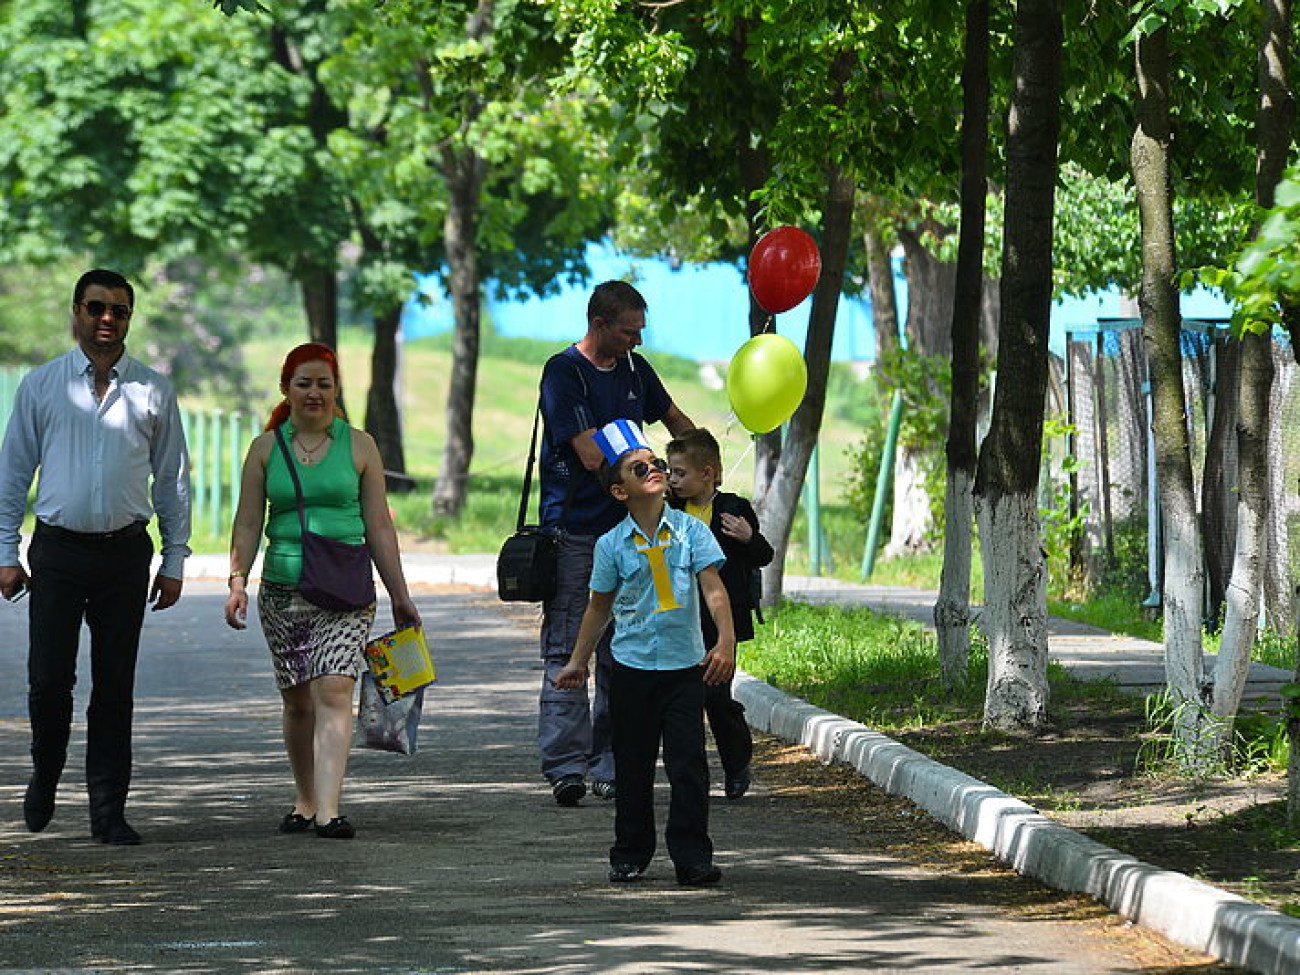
[734,670,1300,975]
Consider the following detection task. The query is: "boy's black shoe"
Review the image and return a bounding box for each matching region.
[676,863,722,886]
[724,768,751,800]
[608,863,645,883]
[552,774,586,807]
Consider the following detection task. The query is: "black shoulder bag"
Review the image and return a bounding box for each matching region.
[496,401,561,603]
[273,426,377,611]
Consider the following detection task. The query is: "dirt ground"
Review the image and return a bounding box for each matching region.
[748,734,1248,973]
[750,699,1300,919]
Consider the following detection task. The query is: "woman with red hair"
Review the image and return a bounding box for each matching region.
[223,343,420,839]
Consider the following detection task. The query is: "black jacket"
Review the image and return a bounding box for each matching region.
[671,492,774,646]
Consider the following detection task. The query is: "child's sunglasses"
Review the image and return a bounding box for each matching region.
[629,457,669,480]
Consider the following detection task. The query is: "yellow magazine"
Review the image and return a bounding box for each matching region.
[364,624,435,703]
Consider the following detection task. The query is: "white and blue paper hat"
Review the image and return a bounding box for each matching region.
[593,419,650,465]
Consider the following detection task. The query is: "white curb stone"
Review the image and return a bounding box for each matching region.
[734,670,1300,975]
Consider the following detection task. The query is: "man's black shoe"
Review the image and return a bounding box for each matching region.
[23,778,56,833]
[94,818,142,846]
[608,863,645,883]
[724,768,751,800]
[677,863,722,886]
[552,774,586,807]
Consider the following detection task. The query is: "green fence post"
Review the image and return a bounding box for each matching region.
[227,411,242,520]
[209,410,224,539]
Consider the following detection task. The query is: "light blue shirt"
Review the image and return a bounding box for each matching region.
[590,505,725,671]
[0,348,192,577]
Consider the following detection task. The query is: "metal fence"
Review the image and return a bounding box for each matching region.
[1064,321,1300,631]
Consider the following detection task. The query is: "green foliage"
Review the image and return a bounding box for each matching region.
[1137,691,1286,779]
[1184,169,1300,338]
[1040,414,1088,600]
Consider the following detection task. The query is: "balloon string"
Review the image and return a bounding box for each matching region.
[724,424,757,484]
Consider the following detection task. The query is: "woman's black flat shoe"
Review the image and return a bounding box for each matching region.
[314,816,355,839]
[278,811,315,834]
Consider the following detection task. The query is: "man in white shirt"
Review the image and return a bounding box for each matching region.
[0,269,192,845]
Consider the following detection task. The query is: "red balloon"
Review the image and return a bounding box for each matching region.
[748,226,822,314]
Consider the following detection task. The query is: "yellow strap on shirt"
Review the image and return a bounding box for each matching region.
[633,525,683,613]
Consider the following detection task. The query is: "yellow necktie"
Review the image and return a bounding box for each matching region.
[633,525,683,613]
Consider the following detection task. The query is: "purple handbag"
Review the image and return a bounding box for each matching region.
[274,427,376,611]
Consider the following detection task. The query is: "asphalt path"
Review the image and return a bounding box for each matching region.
[0,581,1204,973]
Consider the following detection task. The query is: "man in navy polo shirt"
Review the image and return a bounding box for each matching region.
[536,281,694,806]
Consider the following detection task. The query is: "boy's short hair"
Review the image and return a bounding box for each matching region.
[598,455,628,493]
[666,428,722,471]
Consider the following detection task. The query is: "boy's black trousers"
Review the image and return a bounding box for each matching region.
[609,661,712,874]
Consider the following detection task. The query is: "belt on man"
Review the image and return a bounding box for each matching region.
[36,520,148,543]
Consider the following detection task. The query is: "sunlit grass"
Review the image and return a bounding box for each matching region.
[743,600,1123,733]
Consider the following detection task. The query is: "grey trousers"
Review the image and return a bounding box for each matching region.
[538,532,615,784]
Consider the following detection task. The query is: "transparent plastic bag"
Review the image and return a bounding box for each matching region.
[355,671,423,755]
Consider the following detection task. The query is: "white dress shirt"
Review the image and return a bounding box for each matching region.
[0,347,192,578]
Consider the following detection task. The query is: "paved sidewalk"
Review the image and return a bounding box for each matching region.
[0,576,1176,973]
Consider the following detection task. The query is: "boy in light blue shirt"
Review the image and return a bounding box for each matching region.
[555,420,735,885]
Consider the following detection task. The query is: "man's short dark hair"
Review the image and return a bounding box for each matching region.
[73,269,134,308]
[587,280,647,325]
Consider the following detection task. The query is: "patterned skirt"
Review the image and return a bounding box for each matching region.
[257,581,376,690]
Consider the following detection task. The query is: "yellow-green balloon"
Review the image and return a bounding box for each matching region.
[726,334,808,434]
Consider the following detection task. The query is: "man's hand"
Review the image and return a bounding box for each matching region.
[703,640,736,686]
[150,574,182,611]
[552,660,589,690]
[0,564,29,602]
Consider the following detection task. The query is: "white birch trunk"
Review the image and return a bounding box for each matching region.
[1212,505,1264,720]
[935,468,974,689]
[976,490,1049,730]
[885,444,934,558]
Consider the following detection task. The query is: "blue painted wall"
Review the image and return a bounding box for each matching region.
[401,241,1233,363]
[401,242,885,363]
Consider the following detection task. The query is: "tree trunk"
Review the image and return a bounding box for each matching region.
[431,149,487,517]
[731,20,780,507]
[898,225,956,359]
[1217,0,1291,756]
[430,0,492,519]
[1264,347,1294,637]
[973,0,1061,732]
[759,164,855,603]
[1213,331,1272,722]
[936,0,989,691]
[1201,336,1240,628]
[1132,24,1210,771]
[364,303,406,473]
[865,226,901,366]
[299,261,338,350]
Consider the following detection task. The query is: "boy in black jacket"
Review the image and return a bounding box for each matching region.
[666,428,774,799]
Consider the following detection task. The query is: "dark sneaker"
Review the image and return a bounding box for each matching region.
[95,818,142,846]
[724,768,751,800]
[591,779,616,800]
[677,863,722,886]
[552,774,586,807]
[23,777,56,833]
[608,862,645,883]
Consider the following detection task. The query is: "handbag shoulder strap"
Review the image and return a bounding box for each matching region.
[524,365,588,532]
[273,425,311,537]
[515,403,542,532]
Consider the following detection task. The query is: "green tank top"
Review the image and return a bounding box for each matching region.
[263,417,366,585]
